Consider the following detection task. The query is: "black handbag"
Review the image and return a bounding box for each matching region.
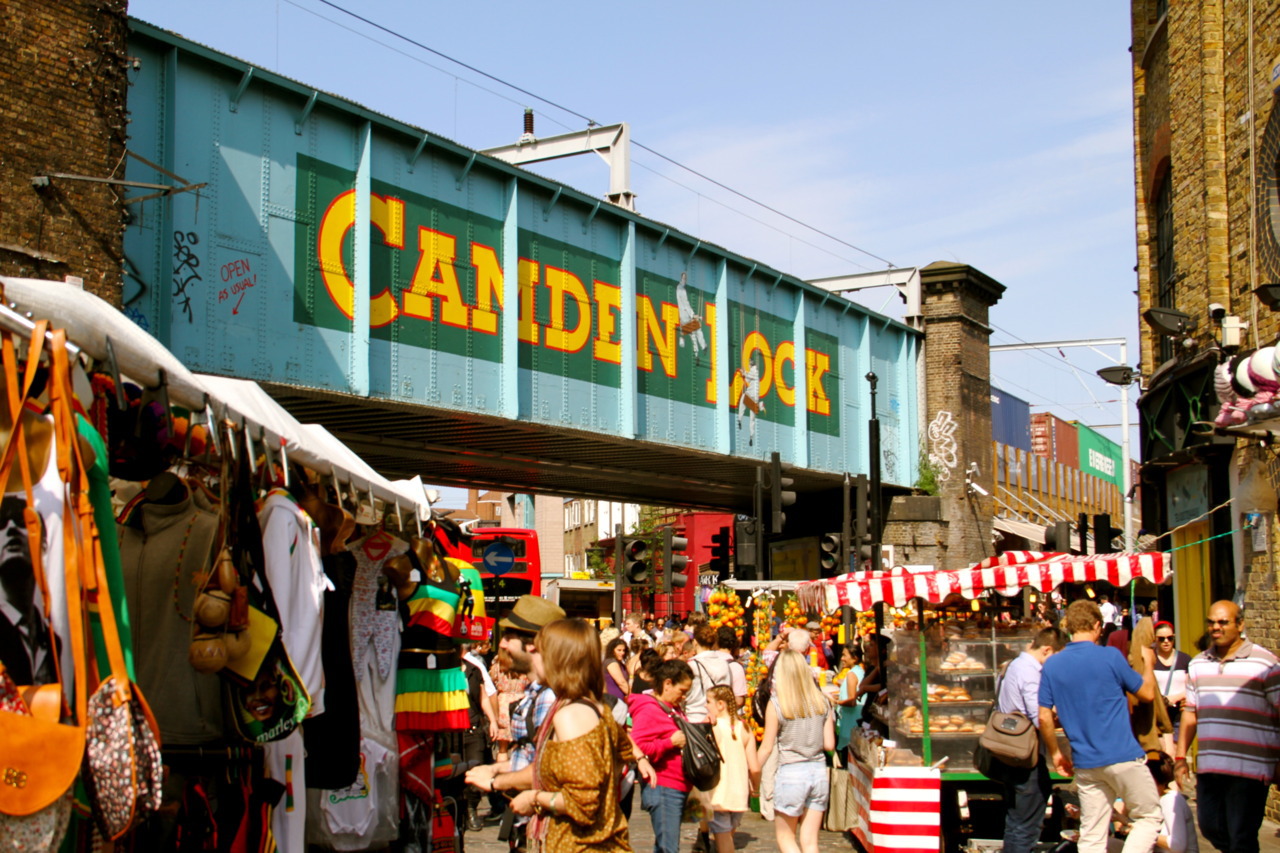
[659,706,722,791]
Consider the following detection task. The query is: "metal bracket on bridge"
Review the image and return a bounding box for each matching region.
[295,90,319,135]
[229,66,254,113]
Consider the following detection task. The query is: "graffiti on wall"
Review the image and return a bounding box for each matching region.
[927,410,958,481]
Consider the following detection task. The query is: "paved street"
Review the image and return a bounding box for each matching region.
[455,800,1280,853]
[458,804,859,852]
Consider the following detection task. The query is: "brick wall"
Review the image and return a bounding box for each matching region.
[1131,0,1280,819]
[916,262,1005,569]
[0,0,128,302]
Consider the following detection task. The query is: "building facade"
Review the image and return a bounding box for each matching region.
[1130,0,1280,777]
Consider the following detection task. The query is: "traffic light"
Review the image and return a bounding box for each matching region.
[734,518,759,581]
[708,526,731,581]
[663,528,689,594]
[852,474,875,569]
[769,451,796,534]
[1043,520,1074,554]
[1092,513,1123,553]
[819,532,842,576]
[621,537,650,585]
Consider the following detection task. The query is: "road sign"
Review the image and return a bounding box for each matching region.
[482,541,516,576]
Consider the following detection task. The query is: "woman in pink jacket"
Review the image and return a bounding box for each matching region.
[627,659,694,853]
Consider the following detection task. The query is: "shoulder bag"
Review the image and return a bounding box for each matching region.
[658,701,722,791]
[0,325,83,850]
[977,664,1038,769]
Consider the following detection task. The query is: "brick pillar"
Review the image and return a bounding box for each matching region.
[918,262,1005,568]
[0,0,129,303]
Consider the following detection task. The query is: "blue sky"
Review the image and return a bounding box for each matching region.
[127,1,1140,507]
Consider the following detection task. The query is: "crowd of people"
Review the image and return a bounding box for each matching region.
[994,597,1280,853]
[451,592,1277,853]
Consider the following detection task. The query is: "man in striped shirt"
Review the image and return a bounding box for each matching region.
[1175,600,1280,853]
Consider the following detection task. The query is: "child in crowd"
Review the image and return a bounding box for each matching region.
[705,685,761,853]
[1149,751,1197,853]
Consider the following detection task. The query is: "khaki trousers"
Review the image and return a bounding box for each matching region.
[1075,757,1163,853]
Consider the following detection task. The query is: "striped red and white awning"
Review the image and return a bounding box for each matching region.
[800,550,1168,612]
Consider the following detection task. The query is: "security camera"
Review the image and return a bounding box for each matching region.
[967,480,990,497]
[1209,303,1227,322]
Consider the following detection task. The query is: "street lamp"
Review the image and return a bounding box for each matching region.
[1096,360,1137,551]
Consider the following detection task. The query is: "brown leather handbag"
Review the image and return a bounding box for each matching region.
[0,324,87,820]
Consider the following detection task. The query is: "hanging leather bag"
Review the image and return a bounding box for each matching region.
[0,324,85,849]
[44,329,164,839]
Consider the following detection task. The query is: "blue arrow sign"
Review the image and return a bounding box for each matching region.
[482,541,516,576]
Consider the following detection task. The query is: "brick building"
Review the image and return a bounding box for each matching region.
[1130,0,1280,812]
[0,0,129,301]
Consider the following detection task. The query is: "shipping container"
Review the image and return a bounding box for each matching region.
[1030,412,1080,468]
[991,387,1032,452]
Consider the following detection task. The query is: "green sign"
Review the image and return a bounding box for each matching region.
[1075,423,1122,488]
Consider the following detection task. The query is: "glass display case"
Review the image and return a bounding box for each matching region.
[877,618,1035,775]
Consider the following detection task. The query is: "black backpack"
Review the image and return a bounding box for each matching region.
[750,657,778,728]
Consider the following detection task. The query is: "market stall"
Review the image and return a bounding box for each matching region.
[799,550,1170,853]
[0,278,476,852]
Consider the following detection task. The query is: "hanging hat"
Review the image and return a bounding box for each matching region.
[497,595,565,634]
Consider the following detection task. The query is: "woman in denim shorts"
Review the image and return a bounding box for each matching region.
[758,650,836,853]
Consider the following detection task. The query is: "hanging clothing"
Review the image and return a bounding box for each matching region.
[118,490,224,744]
[304,550,360,790]
[350,532,406,684]
[395,565,469,732]
[265,727,308,853]
[257,488,327,716]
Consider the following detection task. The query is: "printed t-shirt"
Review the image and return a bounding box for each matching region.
[1039,640,1144,769]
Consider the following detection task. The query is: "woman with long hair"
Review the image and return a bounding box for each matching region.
[758,649,835,853]
[604,637,631,699]
[628,658,694,853]
[1128,616,1173,753]
[627,636,650,679]
[507,618,634,852]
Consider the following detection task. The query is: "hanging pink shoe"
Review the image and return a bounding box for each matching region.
[1214,361,1247,426]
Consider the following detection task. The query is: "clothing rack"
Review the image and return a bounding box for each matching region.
[160,744,261,763]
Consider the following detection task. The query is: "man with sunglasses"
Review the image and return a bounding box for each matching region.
[1176,601,1280,853]
[1151,621,1190,750]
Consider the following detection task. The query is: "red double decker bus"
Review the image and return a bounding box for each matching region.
[435,525,541,617]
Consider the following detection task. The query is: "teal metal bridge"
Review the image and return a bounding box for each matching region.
[121,20,919,511]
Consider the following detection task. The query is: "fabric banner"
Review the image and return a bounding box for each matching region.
[848,759,941,853]
[800,551,1168,612]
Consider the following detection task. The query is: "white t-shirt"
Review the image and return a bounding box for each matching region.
[464,651,497,697]
[266,728,307,853]
[685,651,732,723]
[1099,601,1120,627]
[259,490,327,716]
[1160,789,1198,853]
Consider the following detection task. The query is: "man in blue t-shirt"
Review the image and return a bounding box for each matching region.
[1039,599,1162,853]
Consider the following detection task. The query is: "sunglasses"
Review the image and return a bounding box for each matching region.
[1156,635,1175,641]
[1206,619,1234,627]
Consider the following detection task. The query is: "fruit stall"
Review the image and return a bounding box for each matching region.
[796,549,1170,853]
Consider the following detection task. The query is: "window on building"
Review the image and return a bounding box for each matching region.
[1153,174,1175,363]
[1155,0,1167,21]
[585,501,595,525]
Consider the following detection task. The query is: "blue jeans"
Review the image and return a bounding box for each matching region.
[1001,757,1052,853]
[1197,772,1269,853]
[641,783,688,853]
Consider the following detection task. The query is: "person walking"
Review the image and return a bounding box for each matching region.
[997,627,1066,853]
[628,658,694,853]
[465,595,566,851]
[504,618,635,852]
[704,685,760,853]
[758,649,836,853]
[1175,600,1280,853]
[1038,599,1162,853]
[1152,621,1190,753]
[1128,617,1173,754]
